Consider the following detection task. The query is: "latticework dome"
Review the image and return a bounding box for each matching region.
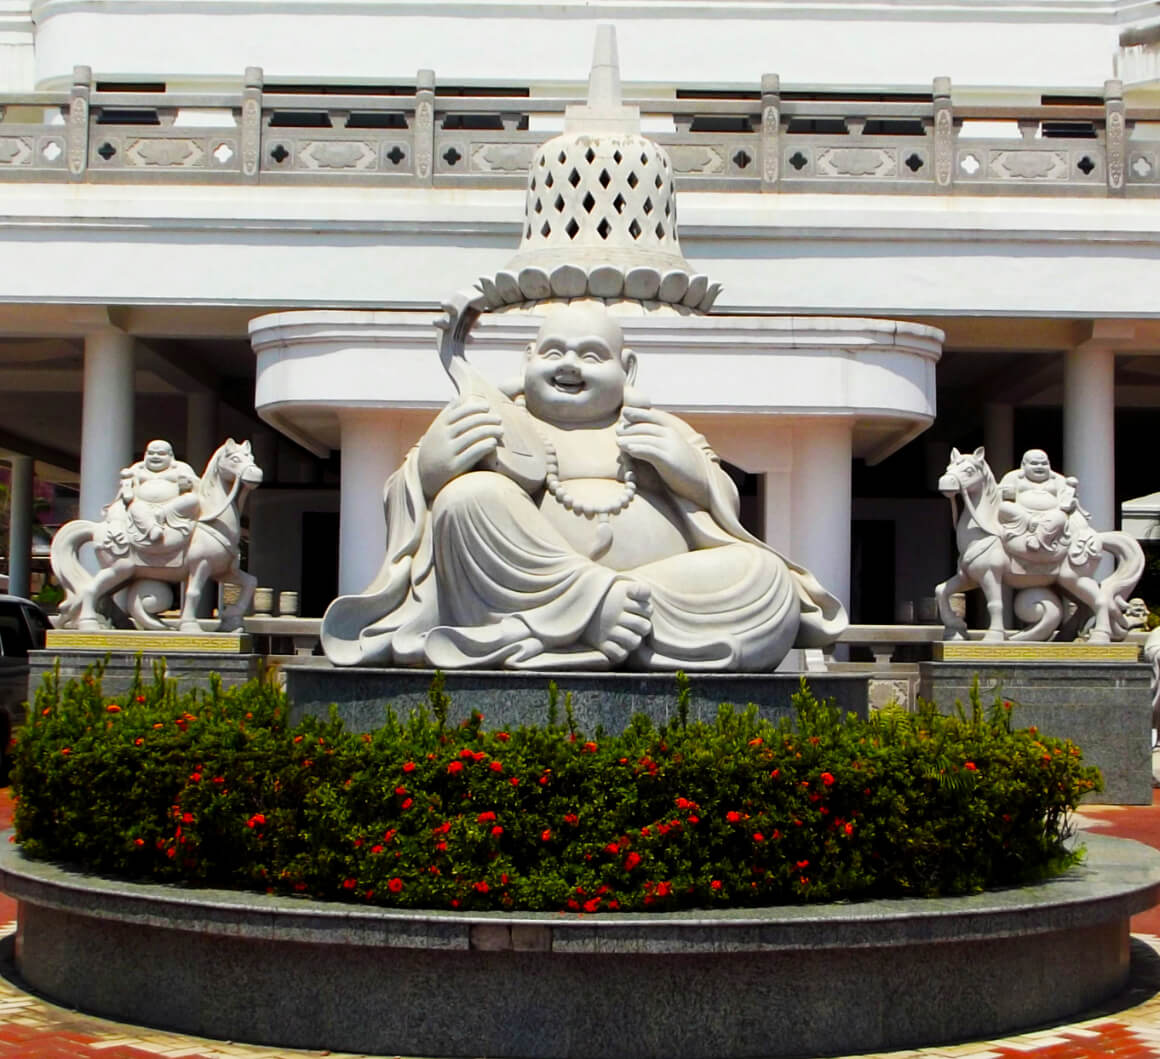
[476,27,719,314]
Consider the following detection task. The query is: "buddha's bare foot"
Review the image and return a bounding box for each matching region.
[586,580,652,664]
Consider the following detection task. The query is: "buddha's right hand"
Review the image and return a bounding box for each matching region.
[417,395,505,499]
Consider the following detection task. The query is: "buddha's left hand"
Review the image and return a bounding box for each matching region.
[617,407,711,507]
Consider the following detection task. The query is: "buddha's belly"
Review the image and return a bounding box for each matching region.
[135,479,180,503]
[538,479,690,571]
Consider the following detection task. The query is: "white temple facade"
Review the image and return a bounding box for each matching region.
[3,0,1160,625]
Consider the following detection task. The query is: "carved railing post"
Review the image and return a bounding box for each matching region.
[67,65,91,181]
[932,76,954,192]
[415,68,435,186]
[241,66,263,183]
[1105,78,1126,196]
[760,73,780,191]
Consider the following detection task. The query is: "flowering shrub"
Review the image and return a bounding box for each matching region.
[10,665,1099,912]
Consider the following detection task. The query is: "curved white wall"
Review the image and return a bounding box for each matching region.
[29,0,1129,90]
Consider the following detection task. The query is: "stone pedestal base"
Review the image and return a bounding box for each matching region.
[29,649,262,700]
[284,666,870,734]
[918,661,1153,804]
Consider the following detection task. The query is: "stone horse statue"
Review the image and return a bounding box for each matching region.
[934,447,1143,643]
[52,439,263,633]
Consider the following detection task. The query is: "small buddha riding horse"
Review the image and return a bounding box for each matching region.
[935,447,1143,643]
[52,440,263,633]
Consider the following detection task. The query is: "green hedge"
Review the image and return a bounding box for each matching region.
[10,665,1100,912]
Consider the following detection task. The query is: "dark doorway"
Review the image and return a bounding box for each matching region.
[300,511,339,617]
[851,519,895,624]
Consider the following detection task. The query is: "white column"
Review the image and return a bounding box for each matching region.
[79,331,134,525]
[790,418,854,612]
[983,402,1015,478]
[7,455,33,599]
[185,392,217,471]
[1063,347,1115,532]
[338,409,401,596]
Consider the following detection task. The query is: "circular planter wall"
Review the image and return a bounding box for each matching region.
[1,833,1157,1059]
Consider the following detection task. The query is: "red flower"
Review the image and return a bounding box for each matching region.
[293,735,303,743]
[509,777,520,786]
[605,842,620,855]
[448,761,464,774]
[489,760,503,772]
[371,844,384,854]
[395,786,407,796]
[388,877,404,893]
[60,747,70,756]
[844,822,854,836]
[135,694,146,703]
[182,812,194,824]
[582,741,598,754]
[564,813,579,826]
[401,798,413,809]
[796,859,810,869]
[490,825,504,837]
[583,897,601,913]
[675,797,695,810]
[624,851,642,871]
[477,811,497,823]
[459,748,474,759]
[495,732,510,742]
[166,847,176,859]
[820,772,835,786]
[474,880,490,894]
[964,761,977,771]
[753,832,765,843]
[687,815,700,824]
[383,828,397,842]
[133,837,145,847]
[342,878,357,890]
[134,737,144,747]
[656,881,672,897]
[541,829,552,842]
[106,704,121,713]
[246,813,266,828]
[726,811,742,823]
[710,879,722,890]
[539,774,549,786]
[748,737,763,747]
[433,821,452,835]
[403,761,416,773]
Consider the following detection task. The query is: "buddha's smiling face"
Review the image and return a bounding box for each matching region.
[1022,449,1052,483]
[144,440,175,472]
[523,305,633,426]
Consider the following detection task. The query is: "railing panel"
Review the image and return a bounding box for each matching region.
[1,72,1158,198]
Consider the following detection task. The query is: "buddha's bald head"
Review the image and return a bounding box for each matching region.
[533,303,626,365]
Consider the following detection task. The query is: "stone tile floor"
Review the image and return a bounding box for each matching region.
[0,789,1156,1058]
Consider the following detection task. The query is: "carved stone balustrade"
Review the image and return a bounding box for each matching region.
[0,68,1153,196]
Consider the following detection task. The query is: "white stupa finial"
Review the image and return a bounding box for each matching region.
[587,25,622,109]
[565,24,639,134]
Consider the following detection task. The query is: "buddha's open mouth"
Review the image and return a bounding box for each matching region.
[552,377,585,394]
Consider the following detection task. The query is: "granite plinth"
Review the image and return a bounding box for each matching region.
[919,661,1153,804]
[283,666,870,733]
[29,650,262,699]
[1,833,1155,1058]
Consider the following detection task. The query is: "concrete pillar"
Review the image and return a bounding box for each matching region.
[983,402,1015,478]
[1063,346,1115,532]
[338,410,401,595]
[7,455,33,599]
[185,392,217,472]
[79,331,134,525]
[790,418,854,612]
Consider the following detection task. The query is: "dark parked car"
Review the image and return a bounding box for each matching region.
[0,595,50,778]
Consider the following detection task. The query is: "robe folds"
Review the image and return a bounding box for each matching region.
[321,408,846,671]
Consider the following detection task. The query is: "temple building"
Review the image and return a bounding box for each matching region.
[2,0,1160,626]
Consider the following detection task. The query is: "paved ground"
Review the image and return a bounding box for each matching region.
[0,789,1156,1058]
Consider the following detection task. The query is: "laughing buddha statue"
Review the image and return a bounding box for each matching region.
[321,302,846,670]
